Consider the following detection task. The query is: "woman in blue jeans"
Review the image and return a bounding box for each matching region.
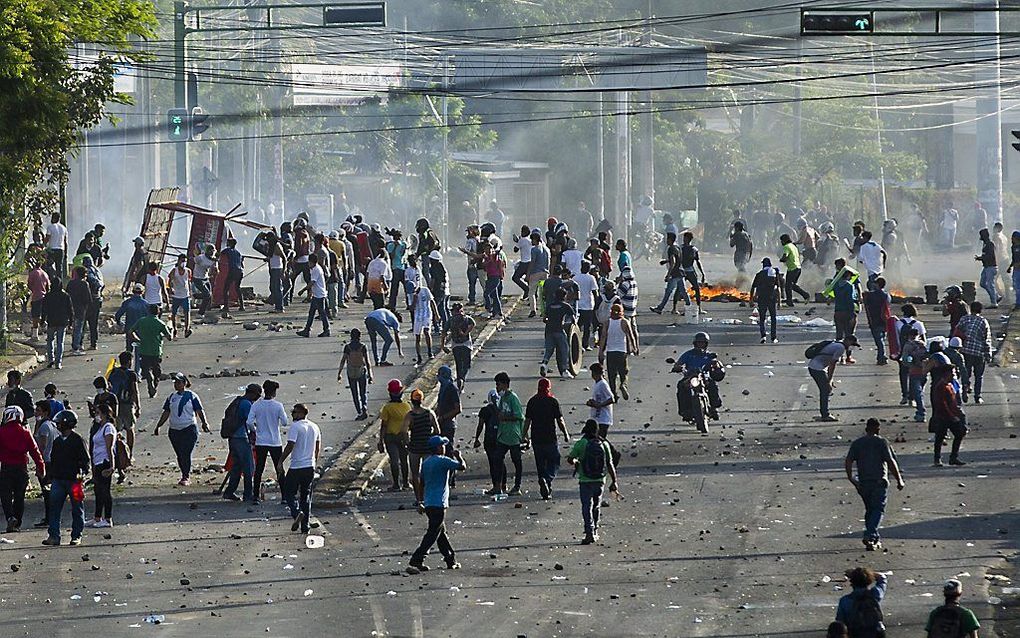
[153,374,211,486]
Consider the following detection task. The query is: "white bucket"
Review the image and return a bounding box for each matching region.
[686,306,700,324]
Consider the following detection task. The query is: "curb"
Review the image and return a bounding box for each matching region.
[993,307,1018,368]
[314,297,523,509]
[2,343,43,379]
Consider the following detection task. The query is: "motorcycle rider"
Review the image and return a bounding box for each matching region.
[671,332,724,422]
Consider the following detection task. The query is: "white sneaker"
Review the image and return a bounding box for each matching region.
[560,371,574,380]
[760,337,767,344]
[94,519,113,529]
[85,520,100,528]
[772,338,779,344]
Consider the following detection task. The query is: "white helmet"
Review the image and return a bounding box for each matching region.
[2,405,24,424]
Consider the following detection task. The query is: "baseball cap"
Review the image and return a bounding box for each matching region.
[944,579,962,595]
[132,283,144,293]
[410,388,424,401]
[427,435,450,449]
[948,336,963,348]
[387,379,403,394]
[429,250,443,261]
[328,230,339,239]
[171,372,188,383]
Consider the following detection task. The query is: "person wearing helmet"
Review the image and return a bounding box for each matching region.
[378,379,411,491]
[0,405,46,533]
[941,285,968,335]
[676,333,724,417]
[338,328,373,420]
[42,410,90,545]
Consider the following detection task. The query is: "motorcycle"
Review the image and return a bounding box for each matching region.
[672,362,722,434]
[630,224,662,261]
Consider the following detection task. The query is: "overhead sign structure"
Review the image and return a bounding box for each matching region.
[323,2,386,26]
[448,47,708,93]
[291,62,403,106]
[801,11,874,34]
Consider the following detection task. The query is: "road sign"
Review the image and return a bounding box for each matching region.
[323,2,386,26]
[1011,130,1020,153]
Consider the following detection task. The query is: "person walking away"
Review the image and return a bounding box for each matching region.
[337,328,373,420]
[142,260,169,311]
[32,401,59,528]
[435,365,461,487]
[729,221,753,272]
[364,307,403,367]
[41,278,72,369]
[807,339,846,421]
[845,419,905,550]
[863,277,891,365]
[407,435,465,573]
[527,231,550,318]
[0,406,45,532]
[575,261,599,350]
[856,231,886,288]
[780,234,811,306]
[296,254,330,337]
[1007,230,1020,310]
[222,384,261,503]
[220,238,245,317]
[268,232,287,312]
[385,230,409,310]
[541,288,575,380]
[832,267,861,364]
[66,267,92,356]
[598,303,638,400]
[404,388,440,506]
[44,212,68,279]
[448,304,475,389]
[586,362,616,438]
[893,305,927,403]
[649,232,690,315]
[428,250,451,336]
[567,419,618,544]
[366,249,392,310]
[26,260,49,342]
[522,379,569,499]
[561,238,583,282]
[86,402,116,528]
[750,258,781,343]
[955,301,992,404]
[281,403,320,533]
[975,228,1001,307]
[930,363,968,467]
[378,380,411,491]
[618,266,640,341]
[42,410,89,546]
[494,372,525,496]
[410,283,437,365]
[130,305,173,398]
[153,374,210,486]
[835,567,888,635]
[246,380,288,502]
[900,328,929,422]
[482,236,506,320]
[114,282,149,366]
[192,244,218,316]
[472,389,504,495]
[168,254,193,338]
[107,352,140,482]
[80,255,105,351]
[679,232,706,310]
[925,579,980,638]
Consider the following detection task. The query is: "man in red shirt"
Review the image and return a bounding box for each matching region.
[0,406,46,532]
[930,365,968,467]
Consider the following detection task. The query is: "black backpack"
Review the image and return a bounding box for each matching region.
[805,340,835,359]
[580,437,607,480]
[927,605,964,638]
[108,368,135,405]
[847,591,885,638]
[898,318,917,347]
[219,396,243,439]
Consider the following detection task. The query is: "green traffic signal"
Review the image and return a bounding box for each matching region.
[167,108,190,142]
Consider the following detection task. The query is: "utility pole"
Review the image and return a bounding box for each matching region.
[615,91,631,241]
[869,43,888,221]
[597,92,605,221]
[638,0,655,206]
[975,1,1003,222]
[792,37,802,156]
[174,1,189,196]
[441,56,450,250]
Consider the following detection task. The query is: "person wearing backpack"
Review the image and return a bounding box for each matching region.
[834,567,887,638]
[567,419,618,545]
[152,374,210,487]
[893,305,926,404]
[900,328,929,422]
[925,579,980,638]
[108,352,140,484]
[221,384,262,502]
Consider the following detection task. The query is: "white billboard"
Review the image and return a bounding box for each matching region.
[291,62,403,106]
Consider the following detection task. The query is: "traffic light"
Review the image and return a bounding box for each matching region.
[190,107,209,141]
[167,108,190,142]
[801,11,874,34]
[1012,130,1020,153]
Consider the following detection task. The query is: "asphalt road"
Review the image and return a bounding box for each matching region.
[1,256,1018,637]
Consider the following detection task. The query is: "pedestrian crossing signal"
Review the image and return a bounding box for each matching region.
[801,11,874,34]
[167,108,189,142]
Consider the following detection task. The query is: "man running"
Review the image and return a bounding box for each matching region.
[130,306,173,398]
[168,254,193,339]
[955,301,992,404]
[679,232,706,310]
[649,232,689,315]
[844,418,905,551]
[296,253,330,338]
[749,257,781,344]
[780,234,811,306]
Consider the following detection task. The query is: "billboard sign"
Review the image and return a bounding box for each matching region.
[291,62,403,106]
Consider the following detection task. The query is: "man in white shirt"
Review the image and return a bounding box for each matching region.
[366,249,393,310]
[511,225,532,295]
[168,254,193,338]
[575,261,599,350]
[561,238,584,281]
[247,380,289,504]
[44,213,68,278]
[281,403,321,533]
[856,230,886,287]
[585,362,615,438]
[297,253,330,338]
[192,244,217,316]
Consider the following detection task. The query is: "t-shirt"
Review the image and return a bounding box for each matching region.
[980,239,996,268]
[133,315,173,358]
[436,383,460,427]
[525,395,562,445]
[516,236,532,263]
[193,254,216,280]
[91,422,116,466]
[34,419,59,462]
[666,244,683,278]
[366,308,400,330]
[833,279,859,313]
[413,287,434,326]
[544,300,575,334]
[421,455,461,508]
[857,241,884,275]
[808,342,846,370]
[924,605,980,635]
[781,243,801,270]
[380,401,411,435]
[169,267,191,299]
[309,264,327,298]
[569,437,612,483]
[162,390,204,430]
[529,244,550,275]
[496,390,524,446]
[846,434,895,482]
[561,249,583,278]
[343,342,369,377]
[45,222,67,249]
[247,398,287,447]
[450,314,475,348]
[590,379,614,425]
[750,267,780,304]
[575,273,598,311]
[287,419,321,470]
[28,269,49,302]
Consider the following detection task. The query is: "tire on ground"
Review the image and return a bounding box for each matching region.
[567,323,583,376]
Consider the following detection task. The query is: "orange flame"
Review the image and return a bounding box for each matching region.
[701,284,750,302]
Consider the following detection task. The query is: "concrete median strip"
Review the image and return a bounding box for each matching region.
[313,298,522,508]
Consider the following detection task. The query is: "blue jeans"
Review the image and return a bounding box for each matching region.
[48,479,85,542]
[542,330,569,373]
[870,325,887,362]
[303,297,330,333]
[809,368,831,417]
[980,266,1000,305]
[484,277,503,316]
[579,481,604,536]
[655,276,689,310]
[168,425,198,479]
[436,292,450,332]
[46,325,66,365]
[348,372,368,415]
[365,316,394,364]
[532,443,560,484]
[225,437,254,501]
[1013,267,1020,307]
[856,479,888,542]
[909,375,926,419]
[71,318,85,351]
[467,267,479,304]
[269,268,285,311]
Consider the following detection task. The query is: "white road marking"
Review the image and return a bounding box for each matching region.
[411,601,424,638]
[369,599,388,636]
[351,506,381,542]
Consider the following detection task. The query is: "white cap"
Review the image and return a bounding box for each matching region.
[948,336,962,348]
[429,250,443,261]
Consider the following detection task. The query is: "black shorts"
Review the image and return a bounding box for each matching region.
[31,300,44,319]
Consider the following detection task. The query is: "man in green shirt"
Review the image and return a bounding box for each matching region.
[925,579,980,638]
[493,371,524,496]
[130,306,173,398]
[780,233,810,307]
[567,419,618,545]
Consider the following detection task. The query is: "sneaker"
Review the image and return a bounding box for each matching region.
[814,414,839,422]
[528,310,537,318]
[178,477,191,486]
[933,459,944,467]
[33,520,48,529]
[292,512,306,532]
[407,562,429,573]
[772,338,779,344]
[483,488,503,496]
[68,537,81,545]
[948,458,967,466]
[507,485,522,496]
[445,561,461,570]
[94,519,112,528]
[539,363,547,378]
[222,493,241,502]
[296,330,310,338]
[318,331,331,338]
[5,517,18,533]
[899,397,909,405]
[41,537,60,546]
[648,306,662,315]
[620,385,629,400]
[581,534,595,545]
[975,397,984,405]
[913,415,926,423]
[387,484,401,492]
[760,337,767,344]
[378,361,394,367]
[84,519,100,528]
[539,479,550,500]
[559,370,574,380]
[185,329,193,338]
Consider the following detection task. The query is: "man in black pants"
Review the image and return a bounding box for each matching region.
[749,257,781,343]
[408,435,466,573]
[679,232,706,309]
[281,403,320,533]
[780,234,811,307]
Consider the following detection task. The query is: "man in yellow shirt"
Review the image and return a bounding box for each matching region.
[780,233,811,307]
[378,379,411,491]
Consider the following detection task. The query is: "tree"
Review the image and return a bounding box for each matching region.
[0,0,155,349]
